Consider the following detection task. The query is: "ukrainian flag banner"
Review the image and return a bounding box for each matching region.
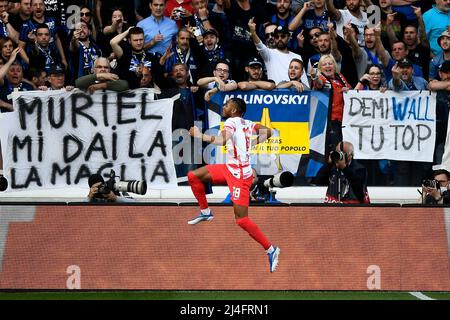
[206,89,330,181]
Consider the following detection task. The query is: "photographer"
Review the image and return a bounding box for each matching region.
[313,141,370,204]
[88,174,119,202]
[420,170,450,205]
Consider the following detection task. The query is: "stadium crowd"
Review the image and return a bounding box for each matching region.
[0,0,449,188]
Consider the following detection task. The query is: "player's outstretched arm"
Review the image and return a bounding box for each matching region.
[189,126,232,146]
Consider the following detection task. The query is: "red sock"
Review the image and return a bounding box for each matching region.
[236,216,271,250]
[188,171,208,210]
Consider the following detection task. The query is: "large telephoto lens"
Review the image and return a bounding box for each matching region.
[115,180,147,195]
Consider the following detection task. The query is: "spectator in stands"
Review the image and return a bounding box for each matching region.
[139,65,160,89]
[265,0,298,51]
[161,27,199,83]
[289,0,333,32]
[388,57,428,90]
[110,26,166,89]
[75,57,129,93]
[429,60,450,165]
[184,0,219,37]
[38,64,73,91]
[9,0,32,35]
[354,64,387,90]
[301,26,322,63]
[197,58,237,101]
[307,26,342,78]
[98,8,130,59]
[343,23,377,79]
[0,0,19,43]
[194,28,226,77]
[29,23,61,73]
[27,66,46,88]
[325,0,370,46]
[423,0,450,56]
[164,0,194,26]
[237,57,276,91]
[311,54,350,150]
[263,23,278,49]
[0,48,34,112]
[314,141,370,204]
[96,0,137,29]
[69,21,101,80]
[430,30,450,81]
[0,36,28,65]
[223,0,267,81]
[420,169,450,205]
[403,23,430,80]
[137,0,178,56]
[276,57,309,91]
[79,5,99,41]
[248,21,309,85]
[378,0,407,50]
[380,40,424,81]
[19,0,67,69]
[165,62,200,177]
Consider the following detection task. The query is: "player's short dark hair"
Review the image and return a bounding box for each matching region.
[229,98,246,116]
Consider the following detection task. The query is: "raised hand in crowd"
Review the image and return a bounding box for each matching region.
[248,17,256,34]
[411,5,421,18]
[297,29,304,48]
[386,12,397,25]
[159,44,174,66]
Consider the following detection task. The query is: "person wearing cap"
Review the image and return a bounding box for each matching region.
[237,57,276,91]
[248,19,309,85]
[75,57,129,93]
[38,65,74,91]
[430,30,450,81]
[429,60,450,165]
[423,0,450,56]
[389,57,428,91]
[194,28,227,77]
[378,40,424,81]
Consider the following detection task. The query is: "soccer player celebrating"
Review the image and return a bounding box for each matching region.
[187,98,281,273]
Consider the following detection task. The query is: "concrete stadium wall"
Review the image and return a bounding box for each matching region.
[0,205,449,290]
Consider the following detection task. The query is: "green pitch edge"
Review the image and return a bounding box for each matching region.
[2,290,448,300]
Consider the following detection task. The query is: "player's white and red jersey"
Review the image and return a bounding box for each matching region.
[222,117,256,180]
